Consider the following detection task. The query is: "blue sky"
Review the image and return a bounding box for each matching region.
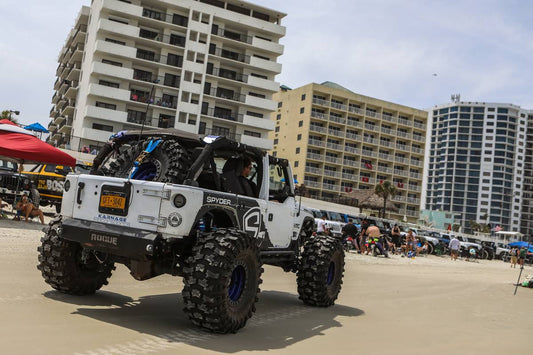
[1,0,533,128]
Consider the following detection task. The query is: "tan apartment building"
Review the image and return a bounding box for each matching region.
[271,82,428,221]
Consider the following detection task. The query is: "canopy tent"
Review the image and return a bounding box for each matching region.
[508,241,533,252]
[0,119,75,166]
[24,122,49,133]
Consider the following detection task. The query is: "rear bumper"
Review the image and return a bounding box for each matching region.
[61,218,161,261]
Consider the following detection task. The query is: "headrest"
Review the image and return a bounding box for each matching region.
[222,157,243,174]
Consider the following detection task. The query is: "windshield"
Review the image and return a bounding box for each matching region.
[0,160,17,171]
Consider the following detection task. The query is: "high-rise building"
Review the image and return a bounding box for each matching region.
[48,0,285,151]
[271,82,428,222]
[424,101,529,234]
[522,113,533,236]
[48,6,90,148]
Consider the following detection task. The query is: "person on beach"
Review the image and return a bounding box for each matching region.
[510,247,518,268]
[518,247,527,267]
[342,219,359,252]
[317,214,327,236]
[359,218,370,254]
[15,194,45,224]
[390,224,401,254]
[405,229,416,257]
[448,235,460,261]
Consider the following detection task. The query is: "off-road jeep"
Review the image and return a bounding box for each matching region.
[22,164,74,213]
[0,159,40,206]
[37,129,345,333]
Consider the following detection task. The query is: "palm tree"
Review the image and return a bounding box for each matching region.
[374,181,397,219]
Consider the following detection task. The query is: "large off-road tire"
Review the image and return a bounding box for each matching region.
[297,235,345,307]
[182,228,263,333]
[426,242,435,255]
[37,217,115,295]
[99,138,190,183]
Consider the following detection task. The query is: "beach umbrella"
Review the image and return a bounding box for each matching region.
[508,241,530,248]
[0,119,75,166]
[24,122,49,133]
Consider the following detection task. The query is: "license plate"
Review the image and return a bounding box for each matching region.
[100,194,126,209]
[99,184,130,216]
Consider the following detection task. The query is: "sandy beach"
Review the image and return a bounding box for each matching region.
[0,213,532,355]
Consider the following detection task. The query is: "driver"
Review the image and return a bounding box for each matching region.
[238,157,257,197]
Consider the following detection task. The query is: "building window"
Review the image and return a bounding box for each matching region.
[275,126,280,132]
[298,120,303,127]
[102,59,123,67]
[301,94,306,101]
[300,107,305,114]
[95,101,116,110]
[92,123,114,132]
[297,134,301,140]
[244,130,261,137]
[278,101,283,108]
[99,80,120,88]
[294,161,299,167]
[296,147,300,154]
[276,114,281,120]
[273,139,278,145]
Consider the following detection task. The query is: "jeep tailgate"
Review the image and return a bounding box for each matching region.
[64,174,165,232]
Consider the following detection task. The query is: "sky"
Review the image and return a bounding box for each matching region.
[1,0,533,128]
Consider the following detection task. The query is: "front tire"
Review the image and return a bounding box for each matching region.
[182,229,263,333]
[37,218,115,295]
[297,235,345,307]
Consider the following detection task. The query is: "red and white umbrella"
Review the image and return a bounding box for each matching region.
[0,119,75,166]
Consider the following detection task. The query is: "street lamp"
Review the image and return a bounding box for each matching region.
[8,110,20,121]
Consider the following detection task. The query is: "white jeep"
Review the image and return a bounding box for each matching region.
[37,129,345,333]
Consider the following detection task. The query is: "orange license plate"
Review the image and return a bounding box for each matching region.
[100,194,126,210]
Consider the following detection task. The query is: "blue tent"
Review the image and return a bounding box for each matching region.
[24,122,49,133]
[509,241,531,248]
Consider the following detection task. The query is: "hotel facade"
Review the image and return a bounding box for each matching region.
[48,0,286,151]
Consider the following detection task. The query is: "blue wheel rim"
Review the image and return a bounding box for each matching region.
[132,162,157,180]
[327,262,335,285]
[228,265,246,302]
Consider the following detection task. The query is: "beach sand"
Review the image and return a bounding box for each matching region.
[0,214,531,354]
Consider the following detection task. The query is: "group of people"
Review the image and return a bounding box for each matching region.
[329,217,428,259]
[0,194,45,224]
[509,247,528,268]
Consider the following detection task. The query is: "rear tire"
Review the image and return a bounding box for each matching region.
[37,217,115,295]
[297,235,344,307]
[182,228,262,333]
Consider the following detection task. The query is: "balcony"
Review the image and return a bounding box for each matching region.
[347,119,363,128]
[212,26,253,44]
[209,45,249,64]
[331,102,347,111]
[329,115,346,124]
[345,132,360,141]
[207,66,247,83]
[310,125,326,133]
[325,156,341,164]
[344,146,360,155]
[308,139,325,147]
[364,124,378,132]
[365,110,380,118]
[327,142,343,151]
[323,183,338,191]
[202,106,243,123]
[307,153,324,161]
[133,70,180,89]
[139,28,186,48]
[362,149,377,158]
[382,114,396,123]
[394,169,408,177]
[303,179,321,189]
[311,111,328,121]
[324,170,341,178]
[348,106,365,115]
[242,114,275,130]
[327,129,343,137]
[204,86,246,103]
[305,166,322,175]
[398,117,411,126]
[312,97,329,106]
[343,160,358,168]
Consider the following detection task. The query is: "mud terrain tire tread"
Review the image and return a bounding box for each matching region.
[182,228,263,333]
[297,235,345,307]
[99,138,190,183]
[37,217,115,295]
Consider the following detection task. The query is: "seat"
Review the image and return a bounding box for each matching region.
[221,158,245,195]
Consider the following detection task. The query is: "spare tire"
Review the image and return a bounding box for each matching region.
[99,138,190,183]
